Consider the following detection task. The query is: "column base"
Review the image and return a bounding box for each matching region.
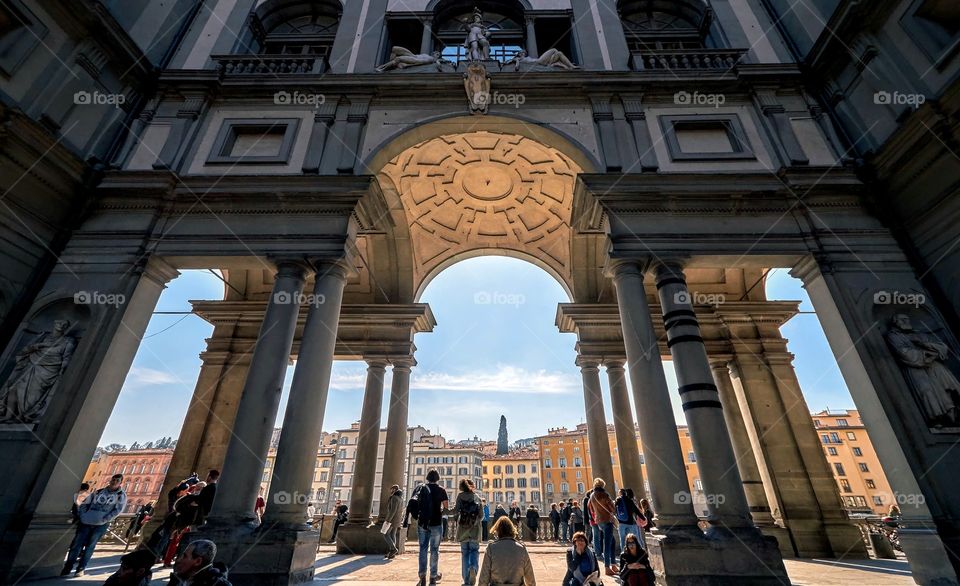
[900,525,960,585]
[648,531,789,585]
[190,521,318,586]
[336,521,393,555]
[5,513,76,581]
[756,524,796,559]
[822,519,869,559]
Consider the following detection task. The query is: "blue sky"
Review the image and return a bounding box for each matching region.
[99,258,855,447]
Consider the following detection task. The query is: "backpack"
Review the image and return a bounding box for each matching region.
[458,496,481,527]
[417,484,434,526]
[616,498,630,523]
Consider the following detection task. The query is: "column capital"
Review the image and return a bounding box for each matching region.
[268,257,312,279]
[603,359,626,370]
[652,258,690,282]
[576,355,601,370]
[391,356,416,370]
[310,257,353,281]
[365,358,389,370]
[604,257,653,280]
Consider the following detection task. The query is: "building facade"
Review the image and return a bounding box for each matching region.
[407,433,484,500]
[2,0,959,584]
[85,448,174,514]
[482,449,541,506]
[814,410,897,516]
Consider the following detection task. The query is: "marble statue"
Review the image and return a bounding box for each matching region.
[886,313,960,428]
[505,49,579,71]
[463,8,491,62]
[377,46,451,71]
[0,319,77,424]
[464,61,491,114]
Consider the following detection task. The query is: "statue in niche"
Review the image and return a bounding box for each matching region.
[376,47,451,71]
[0,319,77,425]
[463,8,491,62]
[886,313,960,428]
[504,49,579,71]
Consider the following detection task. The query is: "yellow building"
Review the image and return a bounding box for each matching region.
[813,409,895,515]
[536,424,706,515]
[482,449,541,507]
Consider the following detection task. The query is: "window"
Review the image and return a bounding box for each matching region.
[834,463,846,476]
[859,463,869,473]
[852,447,863,457]
[847,432,856,441]
[505,478,514,488]
[416,467,423,476]
[207,119,301,165]
[573,458,582,467]
[483,466,488,474]
[544,458,552,468]
[531,477,539,488]
[253,0,340,62]
[827,447,838,456]
[620,0,714,67]
[688,451,697,463]
[866,479,876,489]
[831,433,841,443]
[546,482,554,494]
[575,470,582,479]
[518,478,527,488]
[821,434,831,444]
[837,419,849,427]
[459,467,469,475]
[638,453,644,464]
[518,464,526,474]
[0,1,47,77]
[693,479,703,491]
[532,491,541,502]
[336,462,344,473]
[660,115,754,161]
[338,450,346,459]
[576,482,584,493]
[813,419,821,427]
[560,482,569,493]
[494,466,502,474]
[505,465,514,474]
[339,437,348,444]
[320,472,328,482]
[840,479,852,493]
[531,464,537,473]
[873,496,884,506]
[901,0,960,64]
[559,458,567,468]
[322,459,331,467]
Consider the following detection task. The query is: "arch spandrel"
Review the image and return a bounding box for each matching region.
[378,131,582,300]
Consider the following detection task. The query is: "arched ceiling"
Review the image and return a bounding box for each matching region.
[379,131,582,299]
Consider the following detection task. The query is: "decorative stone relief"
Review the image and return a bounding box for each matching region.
[380,132,580,294]
[886,313,960,429]
[464,62,491,114]
[376,47,452,72]
[0,319,78,425]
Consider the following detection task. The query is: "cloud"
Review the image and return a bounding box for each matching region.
[124,367,180,389]
[413,365,576,394]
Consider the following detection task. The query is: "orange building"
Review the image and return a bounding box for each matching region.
[86,448,174,513]
[481,449,541,507]
[812,409,895,515]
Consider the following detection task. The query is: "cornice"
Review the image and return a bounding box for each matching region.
[190,301,436,333]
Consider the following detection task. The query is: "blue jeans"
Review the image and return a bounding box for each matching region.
[461,541,480,585]
[618,522,637,554]
[598,522,615,567]
[418,524,442,578]
[560,521,569,541]
[65,522,110,571]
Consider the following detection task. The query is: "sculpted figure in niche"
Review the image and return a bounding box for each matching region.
[0,319,77,424]
[377,47,451,71]
[505,49,578,71]
[886,313,960,428]
[463,8,491,61]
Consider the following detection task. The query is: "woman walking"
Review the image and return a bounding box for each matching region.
[445,479,484,586]
[562,531,600,586]
[477,517,536,586]
[587,478,618,576]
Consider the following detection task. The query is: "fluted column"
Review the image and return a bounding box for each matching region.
[609,259,699,531]
[377,359,414,521]
[266,261,348,524]
[580,358,615,487]
[709,360,776,527]
[347,359,388,524]
[420,19,433,55]
[209,260,307,522]
[654,261,753,532]
[525,16,538,57]
[606,360,646,497]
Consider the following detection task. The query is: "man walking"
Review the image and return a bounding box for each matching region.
[62,473,127,576]
[382,484,404,559]
[416,469,449,586]
[481,498,491,541]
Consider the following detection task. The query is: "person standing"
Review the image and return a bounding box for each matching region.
[61,473,127,577]
[525,504,541,542]
[71,482,91,524]
[477,517,536,586]
[481,498,491,541]
[445,479,483,585]
[569,501,585,536]
[549,503,561,541]
[588,478,618,576]
[492,502,507,525]
[328,499,348,543]
[382,484,404,559]
[560,500,571,542]
[508,501,523,540]
[198,470,219,519]
[615,488,646,552]
[562,531,600,586]
[639,498,655,534]
[416,469,449,586]
[124,501,154,549]
[582,488,597,558]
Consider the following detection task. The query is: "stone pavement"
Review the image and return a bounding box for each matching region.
[31,542,915,585]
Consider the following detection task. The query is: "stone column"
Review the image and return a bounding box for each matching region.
[605,360,646,497]
[208,260,307,522]
[653,261,754,531]
[420,19,433,55]
[266,261,348,524]
[609,259,699,530]
[347,359,388,524]
[708,360,776,528]
[378,359,413,521]
[580,357,615,487]
[524,16,538,57]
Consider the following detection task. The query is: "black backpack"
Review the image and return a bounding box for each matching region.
[458,496,481,527]
[417,484,434,526]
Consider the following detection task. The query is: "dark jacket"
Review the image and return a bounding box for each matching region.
[549,509,561,524]
[525,508,540,528]
[619,547,655,585]
[560,505,571,523]
[563,546,599,586]
[588,487,616,525]
[616,496,646,526]
[493,505,508,523]
[167,563,232,586]
[404,497,419,527]
[509,506,522,524]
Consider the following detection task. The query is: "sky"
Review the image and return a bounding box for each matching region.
[98,257,856,447]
